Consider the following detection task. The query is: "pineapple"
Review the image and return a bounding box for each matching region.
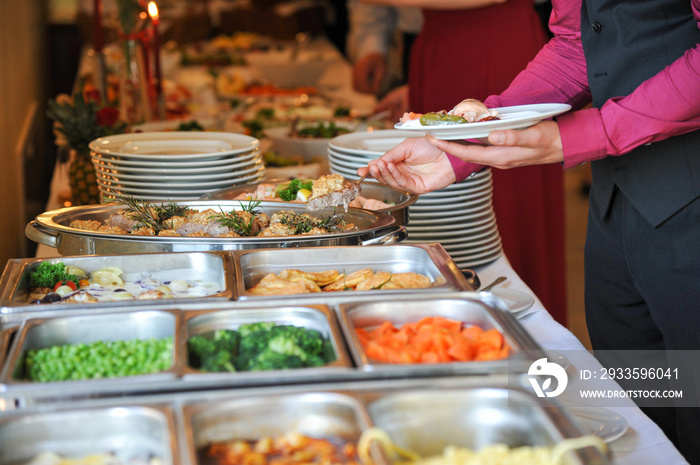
[69,150,100,205]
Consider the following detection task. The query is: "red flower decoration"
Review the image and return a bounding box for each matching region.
[96,107,120,127]
[84,88,101,103]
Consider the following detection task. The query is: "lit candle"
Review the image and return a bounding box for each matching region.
[148,1,163,118]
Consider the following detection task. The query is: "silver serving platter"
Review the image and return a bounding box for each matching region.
[0,404,180,465]
[0,377,611,465]
[233,243,475,302]
[25,201,406,255]
[0,252,235,318]
[201,179,420,226]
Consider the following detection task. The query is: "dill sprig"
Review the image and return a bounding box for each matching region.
[209,200,261,236]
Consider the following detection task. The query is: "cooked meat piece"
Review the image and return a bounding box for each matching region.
[70,219,103,231]
[131,227,156,236]
[186,230,211,237]
[448,98,499,123]
[107,213,138,231]
[258,222,297,236]
[252,213,269,234]
[157,229,180,237]
[205,222,231,236]
[176,222,208,236]
[188,208,218,224]
[97,225,129,235]
[137,289,172,299]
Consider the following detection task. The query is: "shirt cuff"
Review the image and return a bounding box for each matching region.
[446,153,484,182]
[558,108,609,169]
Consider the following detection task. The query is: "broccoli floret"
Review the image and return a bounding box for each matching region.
[229,323,334,372]
[27,261,79,289]
[238,321,276,338]
[249,349,304,371]
[187,329,240,372]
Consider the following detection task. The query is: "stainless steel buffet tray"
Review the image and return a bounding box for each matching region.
[233,243,475,301]
[0,404,180,465]
[1,309,183,390]
[0,377,612,465]
[0,251,235,317]
[0,292,541,403]
[25,201,406,255]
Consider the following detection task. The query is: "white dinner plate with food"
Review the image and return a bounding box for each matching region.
[394,103,572,140]
[560,403,629,443]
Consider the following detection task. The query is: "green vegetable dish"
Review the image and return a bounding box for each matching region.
[26,261,80,289]
[188,322,336,372]
[22,337,173,382]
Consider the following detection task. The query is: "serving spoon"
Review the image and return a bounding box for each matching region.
[306,173,370,211]
[480,276,507,292]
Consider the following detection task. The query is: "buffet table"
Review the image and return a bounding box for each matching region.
[472,256,688,464]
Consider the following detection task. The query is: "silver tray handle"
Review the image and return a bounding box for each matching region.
[25,220,58,248]
[358,225,407,246]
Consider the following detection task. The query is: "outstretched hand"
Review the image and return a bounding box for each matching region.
[357,137,457,194]
[426,120,565,168]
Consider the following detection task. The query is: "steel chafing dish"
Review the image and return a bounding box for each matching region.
[25,201,406,256]
[0,252,235,318]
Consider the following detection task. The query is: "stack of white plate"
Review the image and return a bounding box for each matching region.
[329,130,502,268]
[89,132,265,201]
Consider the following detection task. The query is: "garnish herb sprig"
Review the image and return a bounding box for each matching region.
[209,200,262,236]
[117,196,191,233]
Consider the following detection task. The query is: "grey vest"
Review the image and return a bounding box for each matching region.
[581,0,700,226]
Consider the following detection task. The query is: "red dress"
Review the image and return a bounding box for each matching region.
[408,2,567,324]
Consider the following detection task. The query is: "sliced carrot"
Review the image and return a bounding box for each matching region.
[479,328,504,351]
[431,316,463,334]
[447,337,476,362]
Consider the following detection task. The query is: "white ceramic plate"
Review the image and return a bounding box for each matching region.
[408,207,496,225]
[91,149,260,168]
[92,152,261,173]
[330,129,426,156]
[561,403,629,443]
[489,287,536,313]
[89,132,260,160]
[409,225,499,244]
[406,216,497,233]
[96,162,264,183]
[409,196,492,213]
[412,188,494,206]
[394,104,572,140]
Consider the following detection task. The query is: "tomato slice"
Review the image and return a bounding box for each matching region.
[53,280,77,292]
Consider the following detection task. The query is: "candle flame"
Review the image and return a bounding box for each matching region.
[148,1,159,20]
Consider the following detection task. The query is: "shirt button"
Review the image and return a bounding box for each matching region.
[592,22,602,33]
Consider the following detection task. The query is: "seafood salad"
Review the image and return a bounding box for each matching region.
[24,262,221,305]
[400,98,499,126]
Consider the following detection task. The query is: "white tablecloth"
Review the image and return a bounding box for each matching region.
[474,255,689,465]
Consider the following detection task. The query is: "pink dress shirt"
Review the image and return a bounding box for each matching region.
[449,0,700,181]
